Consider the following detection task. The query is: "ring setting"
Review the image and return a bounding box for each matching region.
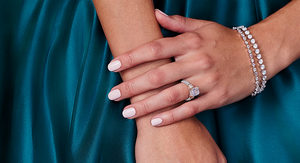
[181,80,200,101]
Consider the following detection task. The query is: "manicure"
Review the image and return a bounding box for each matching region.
[122,107,136,118]
[108,60,121,72]
[151,118,163,126]
[156,9,168,17]
[108,89,121,100]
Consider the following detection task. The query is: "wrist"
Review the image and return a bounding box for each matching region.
[136,115,201,138]
[248,23,290,80]
[248,0,300,79]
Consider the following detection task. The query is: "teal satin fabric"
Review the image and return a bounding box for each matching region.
[0,0,299,162]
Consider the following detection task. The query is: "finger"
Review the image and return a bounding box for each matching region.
[108,61,196,101]
[155,9,211,33]
[107,36,187,72]
[121,83,189,119]
[150,94,215,126]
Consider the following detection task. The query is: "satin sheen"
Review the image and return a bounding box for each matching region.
[0,0,299,162]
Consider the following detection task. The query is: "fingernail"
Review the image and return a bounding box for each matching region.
[108,60,121,72]
[151,118,163,126]
[122,107,136,118]
[108,89,121,100]
[156,9,168,17]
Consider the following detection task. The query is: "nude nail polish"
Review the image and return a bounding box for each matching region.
[151,118,163,126]
[156,9,168,17]
[108,89,121,100]
[122,107,136,118]
[108,60,121,72]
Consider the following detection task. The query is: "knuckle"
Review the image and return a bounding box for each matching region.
[197,56,214,70]
[184,32,203,50]
[185,104,198,117]
[173,15,188,32]
[148,41,163,58]
[164,89,181,104]
[148,69,165,86]
[124,81,135,95]
[125,52,135,65]
[169,111,176,123]
[209,39,218,48]
[139,102,151,114]
[173,15,187,24]
[205,73,220,86]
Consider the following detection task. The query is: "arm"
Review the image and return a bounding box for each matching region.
[93,0,225,162]
[249,0,300,76]
[93,0,171,134]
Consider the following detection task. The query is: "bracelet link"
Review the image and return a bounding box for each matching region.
[233,26,267,96]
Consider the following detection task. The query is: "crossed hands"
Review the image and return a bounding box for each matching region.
[108,9,255,126]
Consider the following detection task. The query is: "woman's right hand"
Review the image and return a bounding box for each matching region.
[135,116,227,163]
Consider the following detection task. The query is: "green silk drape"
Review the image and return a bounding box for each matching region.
[1,0,299,162]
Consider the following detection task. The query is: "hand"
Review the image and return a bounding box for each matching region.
[135,117,226,163]
[108,10,255,126]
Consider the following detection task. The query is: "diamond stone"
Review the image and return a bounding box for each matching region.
[242,27,247,31]
[245,41,248,44]
[251,59,255,63]
[245,31,250,35]
[255,86,260,91]
[248,35,253,39]
[251,39,255,44]
[252,63,256,67]
[243,36,247,40]
[253,44,258,48]
[257,54,262,59]
[259,59,263,64]
[248,49,252,53]
[241,34,245,37]
[255,49,260,54]
[261,64,265,70]
[263,76,267,80]
[262,70,267,75]
[247,45,250,48]
[253,68,257,72]
[190,87,200,97]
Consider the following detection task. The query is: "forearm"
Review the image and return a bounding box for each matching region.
[93,0,170,128]
[250,0,300,79]
[93,2,226,162]
[94,0,169,81]
[93,0,193,129]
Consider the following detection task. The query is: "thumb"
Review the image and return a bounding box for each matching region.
[155,9,209,33]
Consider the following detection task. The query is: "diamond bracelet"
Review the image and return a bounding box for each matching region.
[233,26,267,96]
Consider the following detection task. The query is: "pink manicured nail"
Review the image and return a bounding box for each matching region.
[122,107,136,118]
[156,9,168,17]
[108,60,121,72]
[108,89,121,100]
[151,118,163,126]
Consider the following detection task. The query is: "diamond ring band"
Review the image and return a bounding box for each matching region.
[181,80,200,101]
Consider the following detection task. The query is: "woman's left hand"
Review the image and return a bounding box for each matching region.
[107,9,256,126]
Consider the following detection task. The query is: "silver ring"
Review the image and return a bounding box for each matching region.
[181,80,200,101]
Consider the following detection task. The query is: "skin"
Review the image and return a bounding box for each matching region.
[108,0,300,126]
[93,0,226,162]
